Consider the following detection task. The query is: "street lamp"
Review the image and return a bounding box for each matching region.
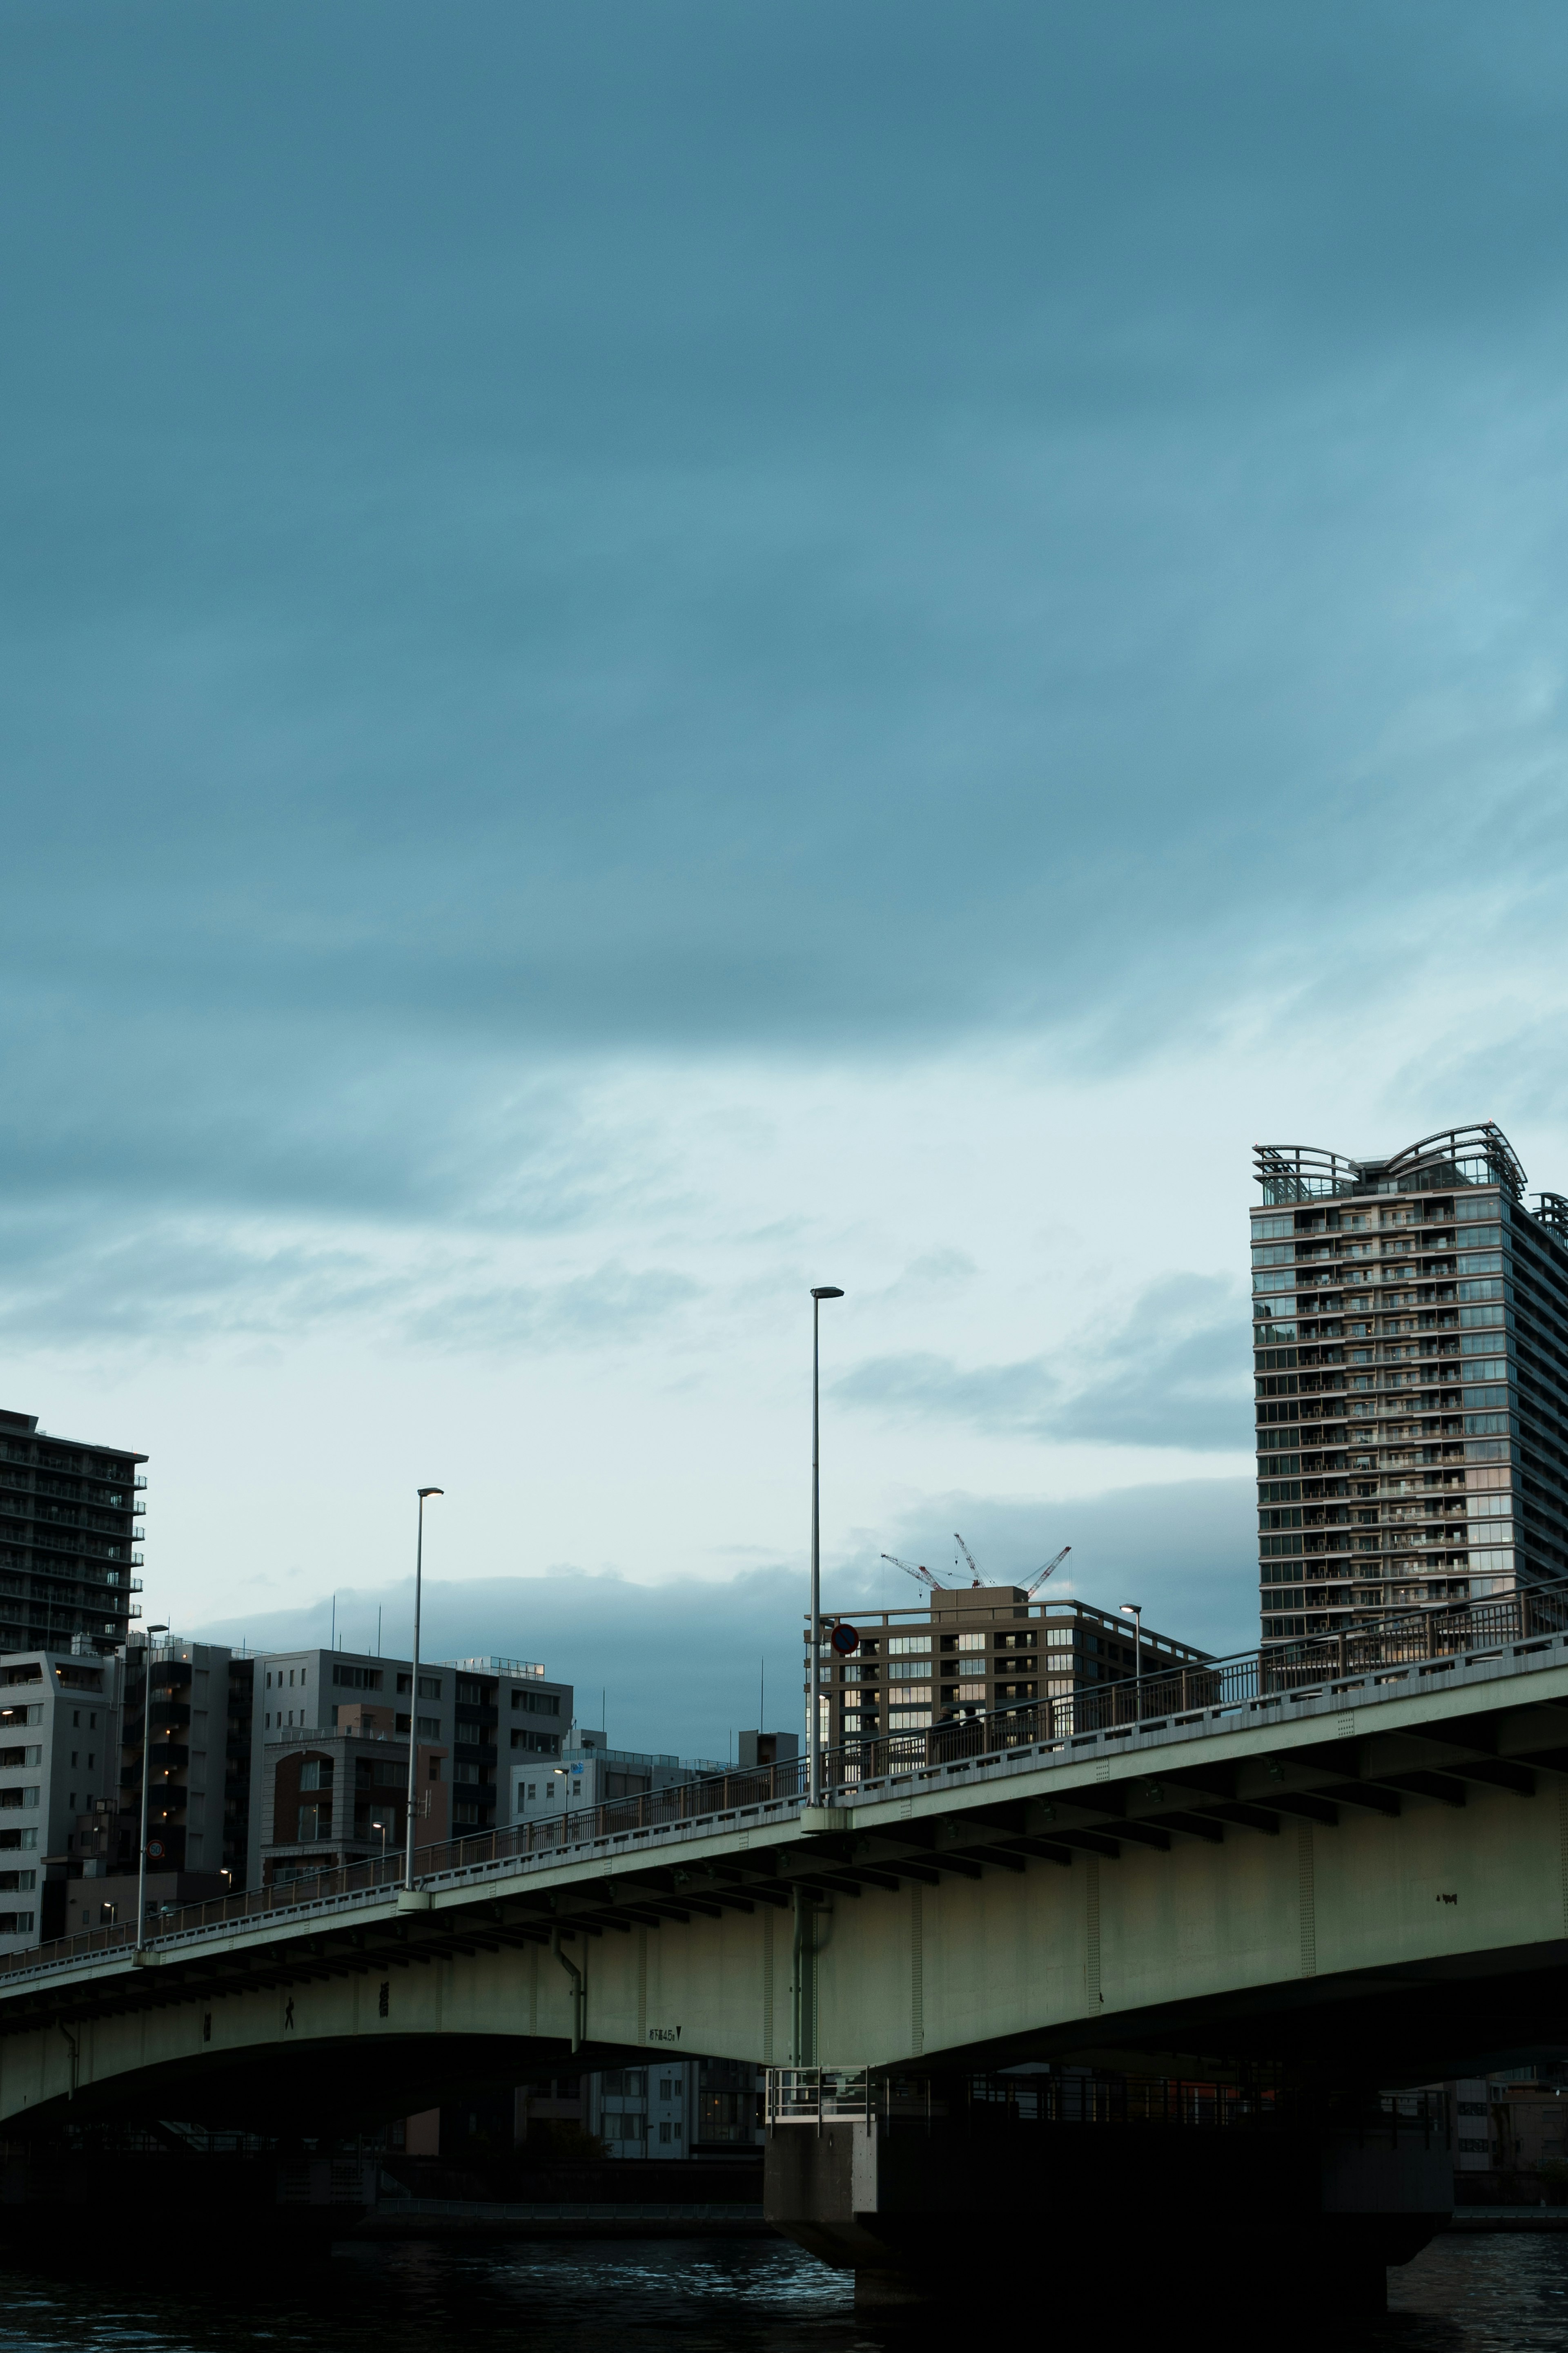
[808,1286,845,1807]
[372,1818,388,1868]
[1120,1602,1144,1723]
[403,1488,444,1893]
[135,1623,169,1954]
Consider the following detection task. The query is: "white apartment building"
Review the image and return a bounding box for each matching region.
[585,2058,764,2157]
[0,1644,123,1951]
[512,1724,724,1831]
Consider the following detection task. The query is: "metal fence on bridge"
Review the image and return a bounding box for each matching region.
[8,1577,1568,1981]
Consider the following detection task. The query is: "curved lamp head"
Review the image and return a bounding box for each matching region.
[417,1487,444,1499]
[147,1622,168,1635]
[811,1286,845,1301]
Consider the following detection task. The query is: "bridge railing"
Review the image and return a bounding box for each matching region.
[815,1575,1568,1789]
[6,1577,1568,1982]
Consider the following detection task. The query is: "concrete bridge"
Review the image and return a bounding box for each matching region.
[4,1589,1568,2302]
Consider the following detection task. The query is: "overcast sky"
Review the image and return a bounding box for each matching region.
[7,0,1568,1757]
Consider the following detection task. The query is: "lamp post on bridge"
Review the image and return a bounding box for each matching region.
[135,1622,169,1954]
[403,1488,443,1893]
[808,1286,844,1809]
[1120,1602,1144,1723]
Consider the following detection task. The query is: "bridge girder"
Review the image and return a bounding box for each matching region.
[4,1663,1568,2126]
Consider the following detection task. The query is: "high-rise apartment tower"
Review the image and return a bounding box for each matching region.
[0,1409,145,1655]
[1252,1123,1568,1647]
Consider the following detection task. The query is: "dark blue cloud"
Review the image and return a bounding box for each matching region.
[196,1472,1256,1757]
[2,0,1568,1242]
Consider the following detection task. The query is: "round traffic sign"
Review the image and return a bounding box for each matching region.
[830,1623,860,1657]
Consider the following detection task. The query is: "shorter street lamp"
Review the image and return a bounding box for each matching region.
[403,1487,444,1894]
[808,1285,845,1807]
[1120,1603,1144,1722]
[135,1623,169,1952]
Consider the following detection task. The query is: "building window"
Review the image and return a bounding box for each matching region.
[512,1690,560,1716]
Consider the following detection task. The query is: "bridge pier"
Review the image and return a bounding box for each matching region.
[763,2073,1452,2313]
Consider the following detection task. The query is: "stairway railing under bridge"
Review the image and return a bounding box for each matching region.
[7,1577,1568,1983]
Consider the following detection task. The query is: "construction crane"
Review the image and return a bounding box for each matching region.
[1023,1546,1070,1598]
[881,1553,945,1594]
[953,1532,982,1587]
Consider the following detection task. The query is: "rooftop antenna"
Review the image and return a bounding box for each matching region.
[1023,1546,1071,1598]
[953,1532,982,1587]
[881,1553,945,1593]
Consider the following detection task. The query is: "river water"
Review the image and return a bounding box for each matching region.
[0,2235,1565,2353]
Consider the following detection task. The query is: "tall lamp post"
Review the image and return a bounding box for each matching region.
[135,1622,169,1953]
[403,1487,444,1892]
[1120,1602,1144,1723]
[808,1286,844,1807]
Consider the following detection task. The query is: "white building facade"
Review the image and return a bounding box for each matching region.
[0,1646,122,1952]
[511,1724,724,1832]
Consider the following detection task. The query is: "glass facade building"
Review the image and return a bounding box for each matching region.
[1252,1122,1568,1648]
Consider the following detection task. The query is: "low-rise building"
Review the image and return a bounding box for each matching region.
[254,1646,571,1836]
[511,1724,724,1831]
[251,1648,572,1881]
[584,2059,764,2157]
[1450,2072,1568,2197]
[258,1717,449,1883]
[811,1584,1211,1749]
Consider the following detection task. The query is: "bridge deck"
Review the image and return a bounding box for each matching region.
[6,1599,1568,2002]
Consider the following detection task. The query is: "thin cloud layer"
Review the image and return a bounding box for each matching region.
[834,1275,1250,1453]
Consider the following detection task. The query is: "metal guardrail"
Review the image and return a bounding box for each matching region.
[7,1579,1568,1984]
[767,2069,1447,2138]
[766,2068,875,2126]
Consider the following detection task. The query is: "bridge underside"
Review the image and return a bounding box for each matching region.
[5,1664,1568,2131]
[11,2033,647,2136]
[10,1940,1568,2137]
